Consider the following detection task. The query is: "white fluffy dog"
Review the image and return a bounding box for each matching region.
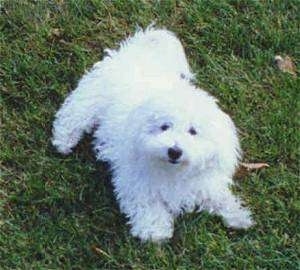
[52,27,254,242]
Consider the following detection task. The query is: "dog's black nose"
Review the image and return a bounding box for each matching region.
[168,146,183,161]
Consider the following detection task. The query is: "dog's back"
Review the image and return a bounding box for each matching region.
[101,27,194,91]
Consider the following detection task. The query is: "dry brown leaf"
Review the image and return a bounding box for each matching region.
[59,39,69,45]
[91,245,111,258]
[274,55,297,77]
[91,245,122,267]
[52,28,61,37]
[234,162,269,179]
[240,162,270,170]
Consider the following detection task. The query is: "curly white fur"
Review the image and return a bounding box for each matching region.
[52,27,254,242]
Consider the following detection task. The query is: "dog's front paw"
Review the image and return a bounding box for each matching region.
[130,224,174,243]
[223,208,255,229]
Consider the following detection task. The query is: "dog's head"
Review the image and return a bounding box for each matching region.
[124,87,240,176]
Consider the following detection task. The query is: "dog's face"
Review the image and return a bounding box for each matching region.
[139,114,217,171]
[128,96,221,172]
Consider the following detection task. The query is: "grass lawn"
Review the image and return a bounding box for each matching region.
[0,1,299,269]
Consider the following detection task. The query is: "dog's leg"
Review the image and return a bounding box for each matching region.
[203,184,254,229]
[117,184,174,242]
[128,202,174,242]
[52,66,105,154]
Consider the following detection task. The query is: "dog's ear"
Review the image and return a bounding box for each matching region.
[214,113,241,177]
[190,89,241,177]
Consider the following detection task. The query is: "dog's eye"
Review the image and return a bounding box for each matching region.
[160,124,170,131]
[189,127,197,135]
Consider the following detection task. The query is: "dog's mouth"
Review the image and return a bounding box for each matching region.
[159,157,188,167]
[168,159,180,165]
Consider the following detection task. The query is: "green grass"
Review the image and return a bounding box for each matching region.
[0,0,299,269]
